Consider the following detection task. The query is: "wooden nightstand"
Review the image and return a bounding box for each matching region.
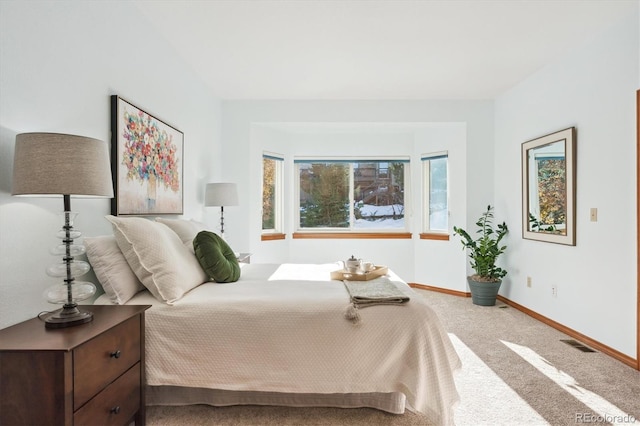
[0,305,150,426]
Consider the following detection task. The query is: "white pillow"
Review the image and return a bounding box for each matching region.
[155,217,207,244]
[84,235,145,304]
[106,215,209,304]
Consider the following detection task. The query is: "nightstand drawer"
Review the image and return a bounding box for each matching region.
[74,363,141,426]
[74,315,141,409]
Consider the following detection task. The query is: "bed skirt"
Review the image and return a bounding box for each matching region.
[146,386,408,415]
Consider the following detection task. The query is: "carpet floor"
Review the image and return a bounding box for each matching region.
[146,289,640,425]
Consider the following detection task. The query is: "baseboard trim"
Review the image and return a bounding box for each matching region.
[496,295,638,370]
[409,283,638,370]
[409,283,470,298]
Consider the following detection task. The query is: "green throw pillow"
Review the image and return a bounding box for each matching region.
[193,231,240,283]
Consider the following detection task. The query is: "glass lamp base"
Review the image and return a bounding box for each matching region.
[43,282,96,304]
[43,306,93,329]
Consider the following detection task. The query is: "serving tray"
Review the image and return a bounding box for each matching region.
[330,265,389,281]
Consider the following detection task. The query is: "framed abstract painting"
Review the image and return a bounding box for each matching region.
[111,95,184,215]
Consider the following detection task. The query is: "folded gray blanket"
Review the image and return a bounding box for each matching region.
[343,277,410,324]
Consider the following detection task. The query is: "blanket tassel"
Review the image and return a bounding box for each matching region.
[345,303,361,324]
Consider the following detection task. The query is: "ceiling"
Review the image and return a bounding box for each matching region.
[136,0,636,100]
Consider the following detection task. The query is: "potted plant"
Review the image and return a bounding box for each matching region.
[453,205,508,306]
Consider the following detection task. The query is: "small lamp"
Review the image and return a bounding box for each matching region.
[12,132,114,328]
[204,182,238,239]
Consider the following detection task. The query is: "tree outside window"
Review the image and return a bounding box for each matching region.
[299,162,350,228]
[262,155,283,233]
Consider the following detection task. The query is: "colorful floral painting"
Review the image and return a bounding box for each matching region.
[111,96,183,215]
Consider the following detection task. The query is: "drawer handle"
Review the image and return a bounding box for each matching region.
[109,350,121,359]
[110,406,121,415]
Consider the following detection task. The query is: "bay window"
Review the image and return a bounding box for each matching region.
[422,152,449,235]
[262,153,284,238]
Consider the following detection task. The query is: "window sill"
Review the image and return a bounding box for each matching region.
[293,232,412,240]
[261,233,286,241]
[420,232,450,241]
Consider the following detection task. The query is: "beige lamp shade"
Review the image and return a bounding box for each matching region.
[12,132,114,198]
[205,183,238,207]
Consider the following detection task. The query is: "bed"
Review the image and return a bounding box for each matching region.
[87,216,461,425]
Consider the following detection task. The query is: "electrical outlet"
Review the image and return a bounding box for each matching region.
[551,284,558,298]
[526,276,532,288]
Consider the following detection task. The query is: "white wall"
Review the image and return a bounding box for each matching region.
[221,101,493,289]
[414,125,468,291]
[494,8,639,357]
[0,1,221,328]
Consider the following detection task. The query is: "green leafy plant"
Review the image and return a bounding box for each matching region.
[453,205,508,282]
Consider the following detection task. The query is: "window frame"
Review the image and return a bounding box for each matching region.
[294,157,410,235]
[261,153,284,238]
[421,152,449,240]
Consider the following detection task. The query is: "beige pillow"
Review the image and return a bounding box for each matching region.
[155,217,207,244]
[106,215,208,304]
[84,235,145,304]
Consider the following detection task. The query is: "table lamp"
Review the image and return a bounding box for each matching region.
[12,132,114,328]
[204,182,238,239]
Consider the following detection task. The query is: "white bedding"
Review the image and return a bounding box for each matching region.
[96,263,460,424]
